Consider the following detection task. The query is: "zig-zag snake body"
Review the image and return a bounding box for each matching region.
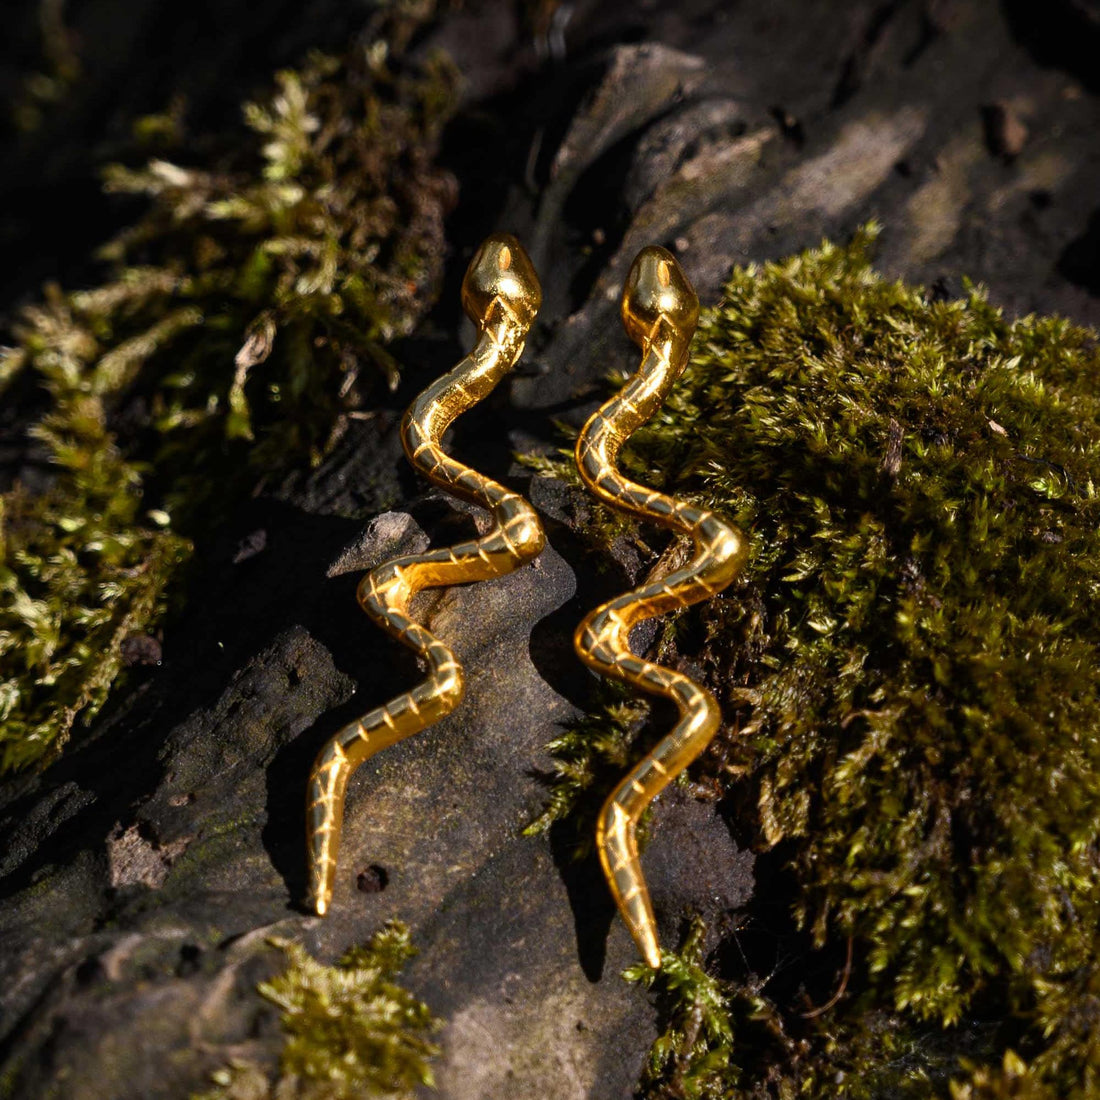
[574,247,748,967]
[306,235,544,916]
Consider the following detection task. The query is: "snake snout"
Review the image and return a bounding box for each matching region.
[621,246,699,348]
[461,233,541,330]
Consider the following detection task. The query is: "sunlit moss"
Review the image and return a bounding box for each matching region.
[0,14,457,773]
[624,917,739,1099]
[48,38,457,502]
[523,682,649,854]
[195,922,440,1100]
[949,1051,1060,1099]
[0,326,190,773]
[530,226,1100,1094]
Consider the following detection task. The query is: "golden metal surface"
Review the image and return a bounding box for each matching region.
[573,247,748,968]
[306,234,544,916]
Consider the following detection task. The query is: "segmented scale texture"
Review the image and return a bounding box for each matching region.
[306,236,543,917]
[574,247,746,968]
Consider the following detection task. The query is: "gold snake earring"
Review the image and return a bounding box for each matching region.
[573,247,748,968]
[307,234,544,916]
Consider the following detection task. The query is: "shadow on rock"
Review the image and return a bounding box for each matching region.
[547,819,619,982]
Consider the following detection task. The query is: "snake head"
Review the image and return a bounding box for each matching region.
[621,246,699,348]
[461,234,541,331]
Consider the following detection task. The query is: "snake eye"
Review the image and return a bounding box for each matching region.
[499,245,512,272]
[657,259,671,288]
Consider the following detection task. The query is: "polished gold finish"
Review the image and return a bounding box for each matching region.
[306,234,544,917]
[573,247,748,968]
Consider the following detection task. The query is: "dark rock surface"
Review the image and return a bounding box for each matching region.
[3,1,1100,1097]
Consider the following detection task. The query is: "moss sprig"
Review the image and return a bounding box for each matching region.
[523,682,650,854]
[196,921,440,1099]
[59,40,456,503]
[949,1052,1055,1100]
[7,0,81,133]
[625,916,739,1099]
[0,319,189,772]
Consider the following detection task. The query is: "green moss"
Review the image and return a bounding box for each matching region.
[530,226,1100,1094]
[60,38,456,506]
[523,681,650,854]
[0,16,456,773]
[0,336,190,772]
[625,917,739,1099]
[949,1052,1054,1100]
[195,922,440,1100]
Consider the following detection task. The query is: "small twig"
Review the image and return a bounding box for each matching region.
[800,936,854,1019]
[671,1000,705,1095]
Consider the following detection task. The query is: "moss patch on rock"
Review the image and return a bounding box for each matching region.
[530,226,1100,1095]
[195,922,440,1100]
[0,18,456,774]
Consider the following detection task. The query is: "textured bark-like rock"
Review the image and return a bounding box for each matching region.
[3,0,1100,1096]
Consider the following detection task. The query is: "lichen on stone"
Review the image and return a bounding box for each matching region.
[529,226,1100,1094]
[195,922,440,1100]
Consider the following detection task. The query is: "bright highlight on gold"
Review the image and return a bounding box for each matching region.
[306,234,545,917]
[573,247,748,968]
